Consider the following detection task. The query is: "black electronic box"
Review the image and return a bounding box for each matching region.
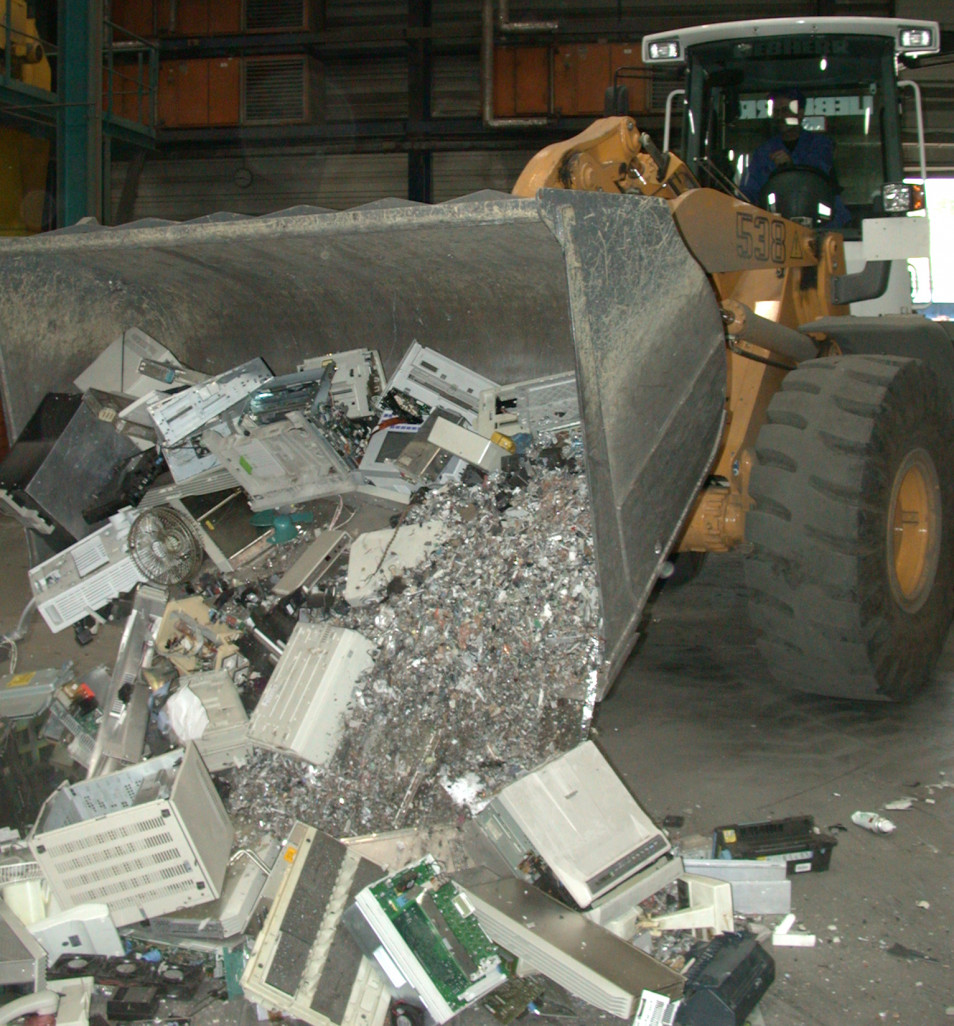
[712,815,836,875]
[677,931,775,1026]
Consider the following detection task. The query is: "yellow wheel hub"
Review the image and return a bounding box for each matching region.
[887,448,941,613]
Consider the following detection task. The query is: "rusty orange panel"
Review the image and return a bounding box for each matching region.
[124,85,151,125]
[493,46,517,117]
[130,68,153,125]
[106,60,151,124]
[209,0,241,34]
[209,57,241,125]
[175,59,210,126]
[157,0,208,36]
[553,43,612,116]
[157,60,179,126]
[110,0,156,38]
[176,0,209,35]
[494,46,549,117]
[610,43,646,112]
[514,47,549,116]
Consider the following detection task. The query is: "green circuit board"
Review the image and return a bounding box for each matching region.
[368,857,502,1011]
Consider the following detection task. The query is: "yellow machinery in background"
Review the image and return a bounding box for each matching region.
[0,0,52,235]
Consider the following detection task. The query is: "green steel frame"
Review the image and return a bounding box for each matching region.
[0,0,157,227]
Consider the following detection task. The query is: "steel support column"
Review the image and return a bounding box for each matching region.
[56,0,103,226]
[407,0,432,202]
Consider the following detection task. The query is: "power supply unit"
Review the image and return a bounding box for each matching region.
[476,741,671,909]
[248,622,374,766]
[28,746,233,928]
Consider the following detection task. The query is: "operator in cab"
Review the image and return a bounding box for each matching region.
[740,88,851,227]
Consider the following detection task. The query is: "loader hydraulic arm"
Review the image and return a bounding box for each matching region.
[512,117,698,199]
[512,114,848,562]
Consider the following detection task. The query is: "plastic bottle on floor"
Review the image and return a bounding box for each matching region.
[851,810,897,834]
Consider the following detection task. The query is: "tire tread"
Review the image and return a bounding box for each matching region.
[745,354,954,700]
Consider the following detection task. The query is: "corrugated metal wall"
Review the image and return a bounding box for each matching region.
[432,149,537,201]
[112,146,537,219]
[433,56,479,118]
[110,150,408,220]
[324,57,407,121]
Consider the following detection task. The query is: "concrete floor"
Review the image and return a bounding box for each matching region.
[2,515,952,1026]
[596,555,954,1026]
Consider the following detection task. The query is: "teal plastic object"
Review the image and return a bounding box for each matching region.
[250,508,314,544]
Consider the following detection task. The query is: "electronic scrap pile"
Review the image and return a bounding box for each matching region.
[0,329,776,1026]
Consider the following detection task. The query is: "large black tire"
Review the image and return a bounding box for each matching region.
[745,355,954,701]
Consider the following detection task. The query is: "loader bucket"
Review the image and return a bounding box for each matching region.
[0,189,725,696]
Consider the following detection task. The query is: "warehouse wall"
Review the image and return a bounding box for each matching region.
[106,0,954,222]
[110,150,408,219]
[432,150,537,201]
[108,147,542,220]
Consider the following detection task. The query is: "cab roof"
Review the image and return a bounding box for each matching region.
[642,17,940,64]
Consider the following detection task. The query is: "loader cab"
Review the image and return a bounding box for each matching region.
[644,18,938,235]
[644,18,939,311]
[694,40,909,235]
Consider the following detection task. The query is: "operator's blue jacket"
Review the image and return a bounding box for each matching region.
[741,131,851,227]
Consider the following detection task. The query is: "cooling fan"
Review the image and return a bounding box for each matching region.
[128,505,203,584]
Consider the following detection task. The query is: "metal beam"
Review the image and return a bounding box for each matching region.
[407,0,433,202]
[102,112,157,148]
[0,80,56,130]
[155,114,663,149]
[56,0,103,226]
[154,24,479,60]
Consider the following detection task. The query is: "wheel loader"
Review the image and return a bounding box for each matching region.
[0,17,949,703]
[512,14,954,704]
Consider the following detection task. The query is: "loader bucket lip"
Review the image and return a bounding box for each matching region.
[0,193,539,254]
[536,189,726,695]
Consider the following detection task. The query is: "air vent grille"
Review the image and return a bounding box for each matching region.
[243,57,312,124]
[245,0,309,31]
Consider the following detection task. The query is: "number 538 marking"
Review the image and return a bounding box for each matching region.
[736,212,787,263]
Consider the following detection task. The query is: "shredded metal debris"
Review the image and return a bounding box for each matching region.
[227,442,601,842]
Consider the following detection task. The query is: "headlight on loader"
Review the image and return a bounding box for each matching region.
[647,39,680,60]
[899,26,934,51]
[881,182,925,213]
